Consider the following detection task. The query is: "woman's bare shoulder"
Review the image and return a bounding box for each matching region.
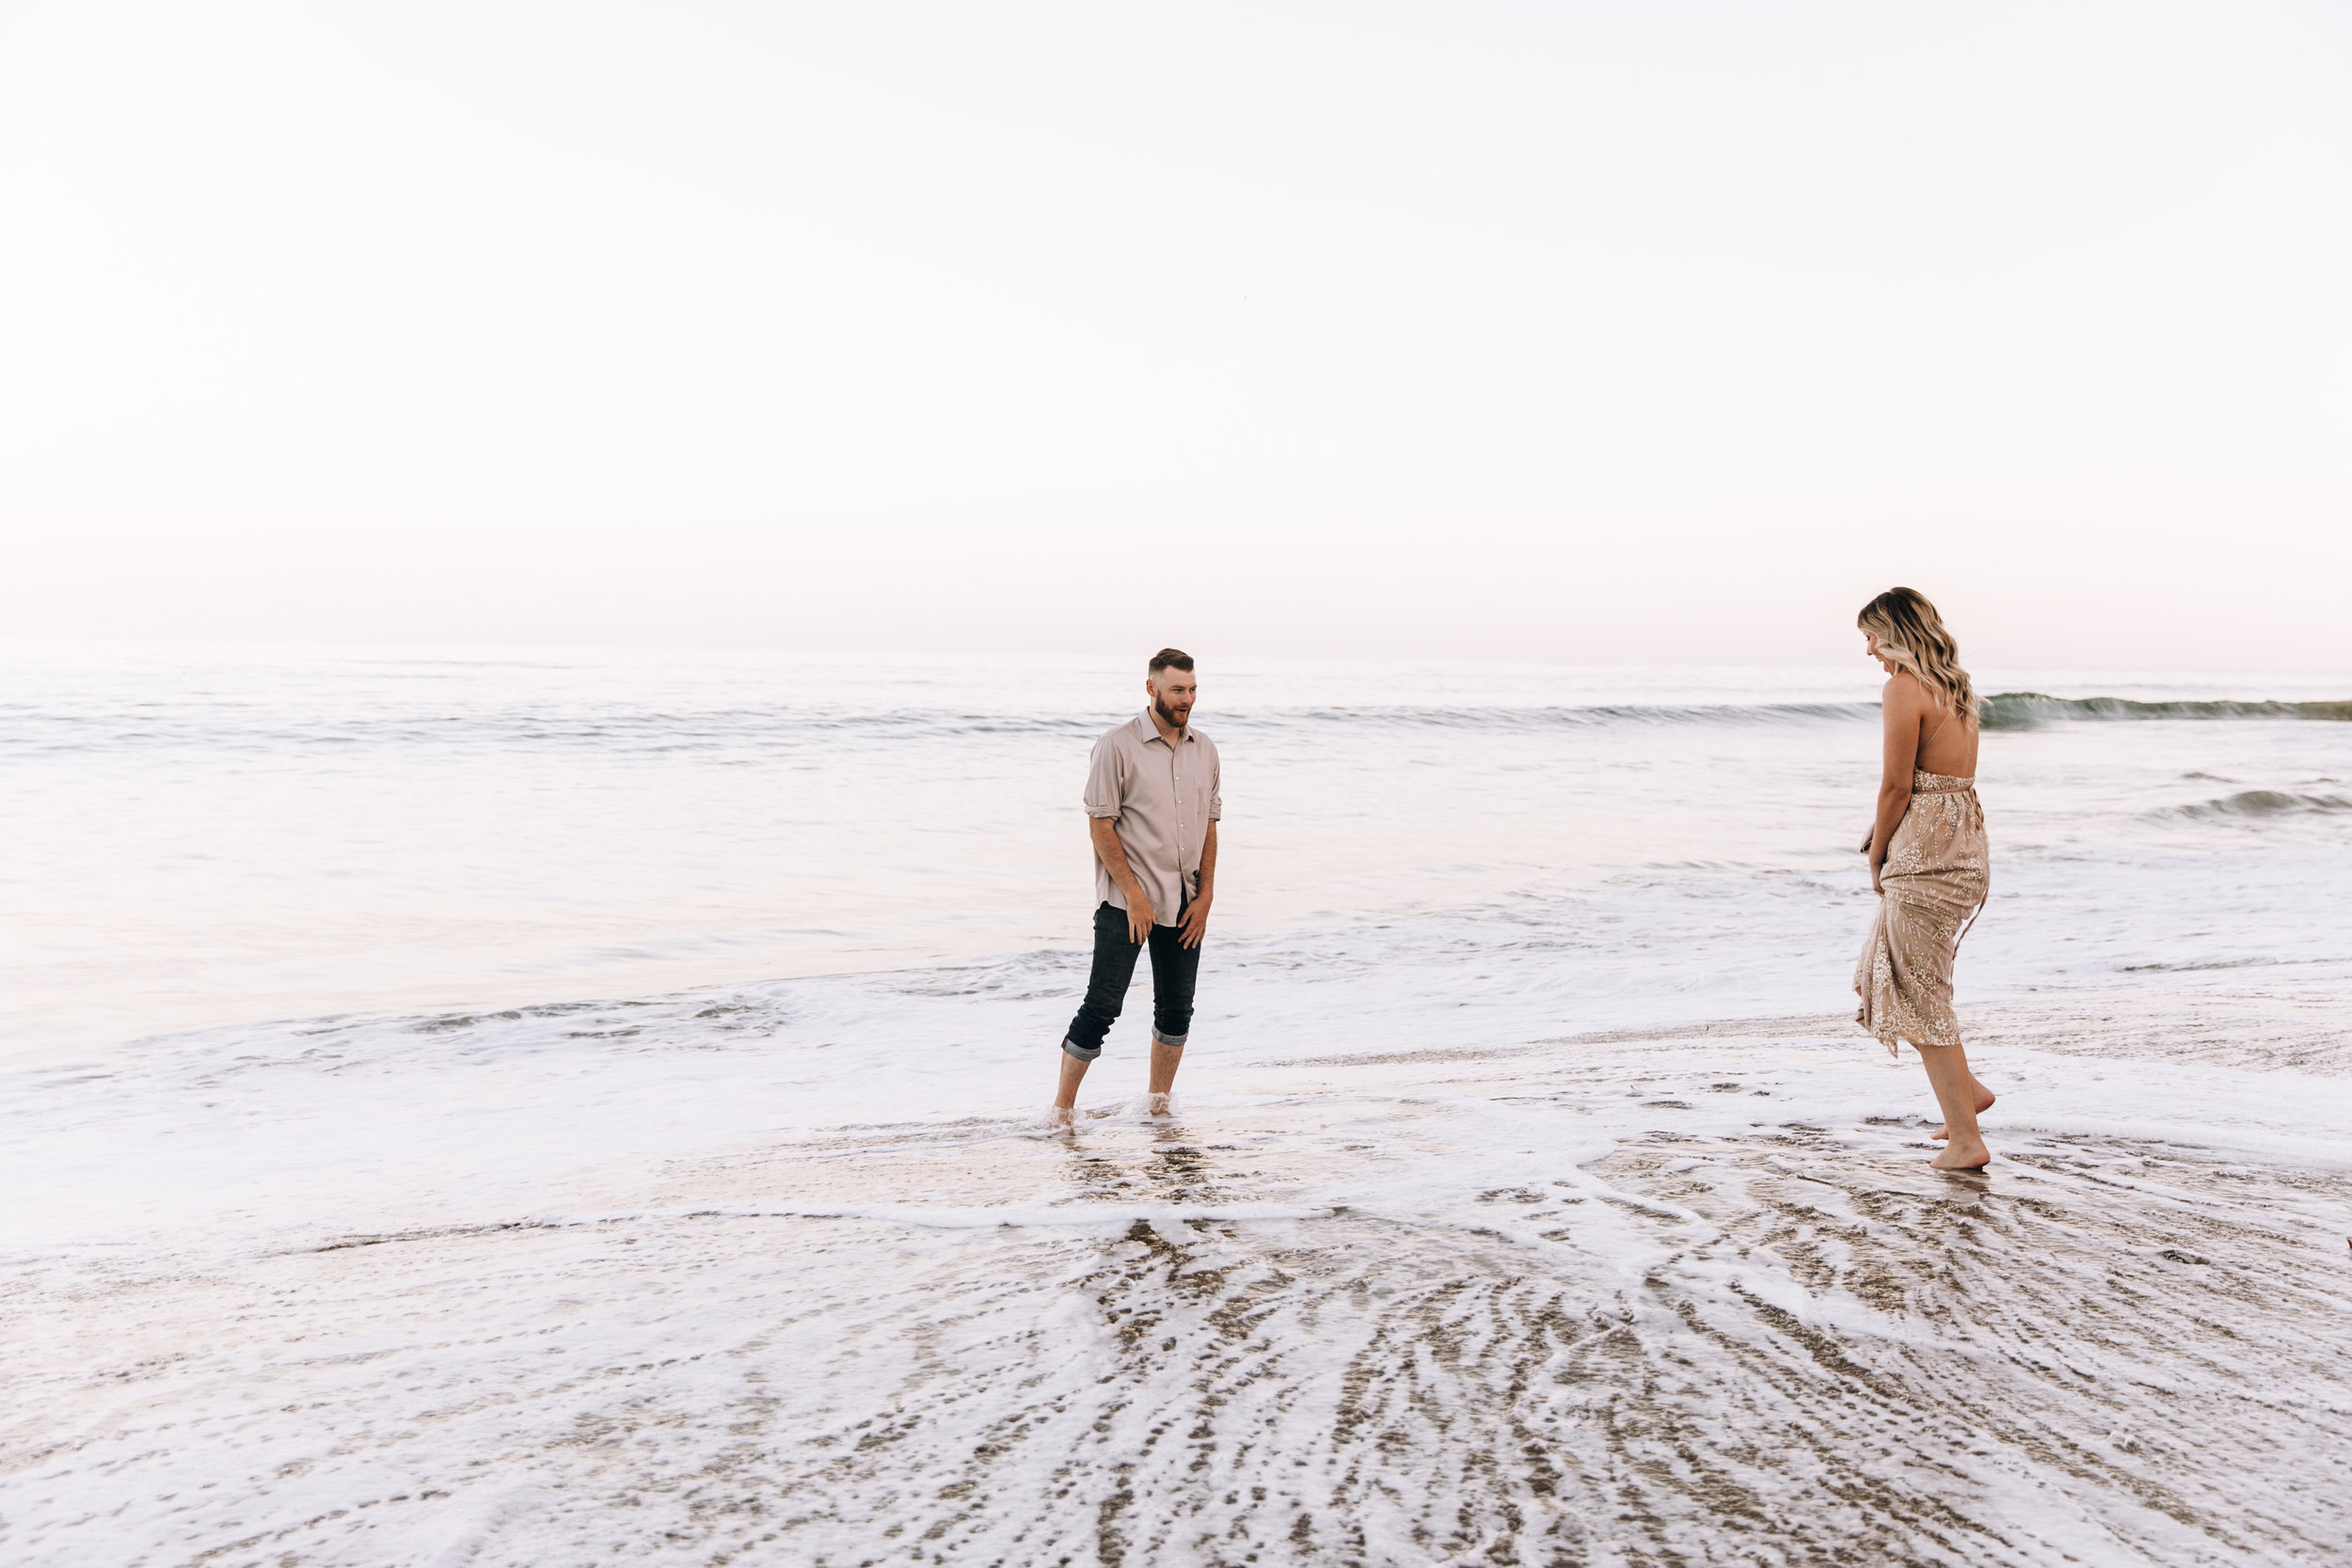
[1881,671,1928,709]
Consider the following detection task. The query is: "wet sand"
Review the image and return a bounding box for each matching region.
[8,990,2348,1567]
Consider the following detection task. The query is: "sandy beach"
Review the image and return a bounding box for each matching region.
[8,965,2349,1564]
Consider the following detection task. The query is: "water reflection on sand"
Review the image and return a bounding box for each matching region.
[8,998,2346,1566]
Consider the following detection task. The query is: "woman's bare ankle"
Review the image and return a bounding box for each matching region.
[1930,1082,1997,1140]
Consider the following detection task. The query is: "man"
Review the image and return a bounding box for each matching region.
[1049,648,1220,1125]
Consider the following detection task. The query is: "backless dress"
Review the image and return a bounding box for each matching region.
[1854,752,1988,1056]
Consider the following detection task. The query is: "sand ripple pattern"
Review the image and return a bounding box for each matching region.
[8,1079,2348,1567]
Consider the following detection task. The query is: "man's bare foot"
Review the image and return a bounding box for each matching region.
[1041,1104,1075,1131]
[1143,1092,1175,1118]
[1929,1082,1996,1140]
[1931,1137,1991,1170]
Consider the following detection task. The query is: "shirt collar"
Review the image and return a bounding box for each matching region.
[1136,709,1189,746]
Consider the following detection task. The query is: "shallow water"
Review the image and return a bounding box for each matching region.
[6,643,2349,1060]
[3,645,2349,1564]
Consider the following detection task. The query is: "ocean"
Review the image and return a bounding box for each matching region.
[4,642,2348,1565]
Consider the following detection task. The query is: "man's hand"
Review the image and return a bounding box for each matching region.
[1089,816,1154,944]
[1177,893,1212,949]
[1858,825,1875,854]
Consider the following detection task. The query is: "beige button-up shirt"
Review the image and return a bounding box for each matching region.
[1084,712,1221,925]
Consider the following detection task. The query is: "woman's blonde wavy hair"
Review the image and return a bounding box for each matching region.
[1858,587,1977,721]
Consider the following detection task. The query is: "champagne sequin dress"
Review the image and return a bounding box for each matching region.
[1855,770,1989,1055]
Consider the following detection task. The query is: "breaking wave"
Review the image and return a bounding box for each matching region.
[2172,788,2352,819]
[1981,692,2352,729]
[0,700,1890,754]
[12,692,2351,759]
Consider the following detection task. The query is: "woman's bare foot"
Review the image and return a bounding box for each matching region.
[1931,1136,1991,1170]
[1929,1081,1996,1140]
[1917,1044,1992,1168]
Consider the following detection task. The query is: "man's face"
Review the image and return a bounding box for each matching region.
[1147,666,1198,729]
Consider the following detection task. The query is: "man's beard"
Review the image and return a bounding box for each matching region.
[1153,697,1188,730]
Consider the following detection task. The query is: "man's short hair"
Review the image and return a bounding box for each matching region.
[1148,648,1194,676]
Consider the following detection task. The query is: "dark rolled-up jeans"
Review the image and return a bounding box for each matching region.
[1060,899,1200,1061]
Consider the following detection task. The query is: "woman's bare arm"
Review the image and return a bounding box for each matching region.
[1865,674,1926,890]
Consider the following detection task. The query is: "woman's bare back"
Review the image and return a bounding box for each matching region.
[1912,679,1979,777]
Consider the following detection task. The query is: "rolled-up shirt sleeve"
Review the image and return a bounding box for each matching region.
[1208,754,1221,822]
[1083,736,1124,818]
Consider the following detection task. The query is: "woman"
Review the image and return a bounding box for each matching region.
[1853,587,1994,1170]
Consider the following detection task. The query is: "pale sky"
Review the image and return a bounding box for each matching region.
[4,1,2347,666]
